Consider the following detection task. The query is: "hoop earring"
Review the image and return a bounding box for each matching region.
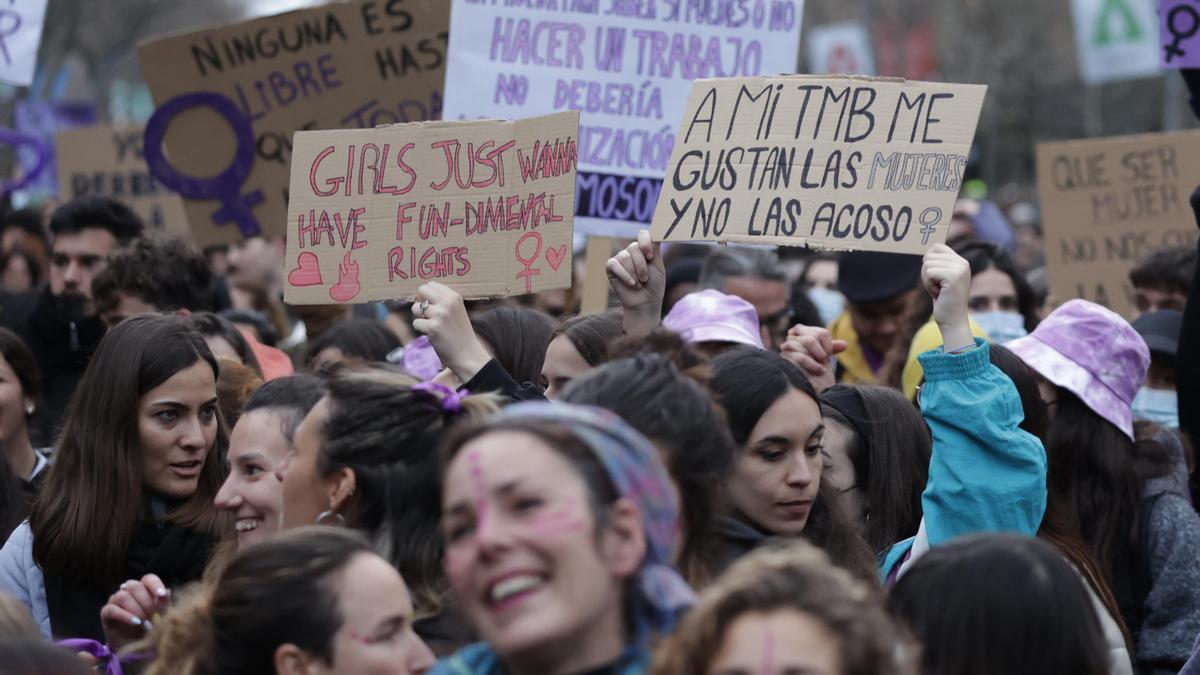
[315,510,345,526]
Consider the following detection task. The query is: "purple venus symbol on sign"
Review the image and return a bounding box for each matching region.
[0,128,49,195]
[143,91,264,238]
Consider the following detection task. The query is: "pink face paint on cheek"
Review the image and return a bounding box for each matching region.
[348,630,375,646]
[520,496,587,539]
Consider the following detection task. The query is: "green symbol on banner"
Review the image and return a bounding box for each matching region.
[1093,0,1146,45]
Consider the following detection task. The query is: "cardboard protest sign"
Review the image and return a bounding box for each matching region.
[1035,131,1200,318]
[1160,0,1200,68]
[13,100,97,196]
[55,126,190,238]
[283,111,578,304]
[441,0,804,238]
[650,76,987,254]
[808,23,876,76]
[0,0,47,87]
[1070,0,1159,84]
[138,0,449,247]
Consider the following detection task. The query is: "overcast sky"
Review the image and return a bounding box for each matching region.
[247,0,327,18]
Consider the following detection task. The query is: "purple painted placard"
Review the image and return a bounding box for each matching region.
[1161,0,1200,68]
[0,128,49,195]
[13,100,97,194]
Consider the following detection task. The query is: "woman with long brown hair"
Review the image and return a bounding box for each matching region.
[0,315,227,640]
[705,347,878,584]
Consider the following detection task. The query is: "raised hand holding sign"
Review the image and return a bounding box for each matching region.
[650,75,987,255]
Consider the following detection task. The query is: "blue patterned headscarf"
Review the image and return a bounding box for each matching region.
[434,402,695,675]
[498,402,695,635]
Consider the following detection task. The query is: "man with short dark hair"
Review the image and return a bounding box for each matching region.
[92,236,214,328]
[16,197,143,439]
[1129,247,1195,317]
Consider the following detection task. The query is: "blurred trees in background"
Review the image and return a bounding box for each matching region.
[3,0,1194,197]
[20,0,245,119]
[805,0,1195,198]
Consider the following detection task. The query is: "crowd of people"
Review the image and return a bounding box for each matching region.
[0,152,1192,673]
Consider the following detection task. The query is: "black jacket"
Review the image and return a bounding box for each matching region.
[14,287,106,442]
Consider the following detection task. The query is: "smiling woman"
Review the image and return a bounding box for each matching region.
[434,403,694,675]
[215,375,326,549]
[0,315,228,641]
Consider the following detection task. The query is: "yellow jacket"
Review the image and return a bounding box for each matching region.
[828,312,989,391]
[901,317,990,400]
[827,312,879,385]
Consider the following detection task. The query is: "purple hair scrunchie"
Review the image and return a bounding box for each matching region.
[55,638,142,675]
[412,381,467,414]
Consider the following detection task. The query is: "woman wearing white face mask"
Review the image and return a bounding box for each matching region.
[1131,310,1182,428]
[896,242,1033,401]
[956,242,1039,345]
[800,253,844,327]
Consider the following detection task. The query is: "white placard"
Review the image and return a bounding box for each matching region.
[0,0,47,87]
[442,0,805,237]
[1070,0,1160,85]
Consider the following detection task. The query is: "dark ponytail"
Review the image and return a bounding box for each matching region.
[318,367,501,616]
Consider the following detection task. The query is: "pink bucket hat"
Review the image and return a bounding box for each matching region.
[663,289,764,349]
[1007,299,1149,440]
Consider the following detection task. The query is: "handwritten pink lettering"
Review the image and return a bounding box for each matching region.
[307,143,417,198]
[429,138,516,191]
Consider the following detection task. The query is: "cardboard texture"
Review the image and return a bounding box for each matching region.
[1036,130,1200,318]
[0,0,47,87]
[581,236,614,315]
[441,0,804,239]
[650,75,987,254]
[138,0,449,247]
[1160,0,1200,68]
[56,125,190,238]
[283,111,579,304]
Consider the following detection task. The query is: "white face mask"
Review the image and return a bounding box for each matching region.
[971,311,1028,345]
[808,287,844,327]
[1132,388,1179,428]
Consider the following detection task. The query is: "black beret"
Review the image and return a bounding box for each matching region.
[836,250,922,304]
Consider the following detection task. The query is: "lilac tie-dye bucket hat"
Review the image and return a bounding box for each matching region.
[663,289,765,349]
[1007,299,1149,440]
